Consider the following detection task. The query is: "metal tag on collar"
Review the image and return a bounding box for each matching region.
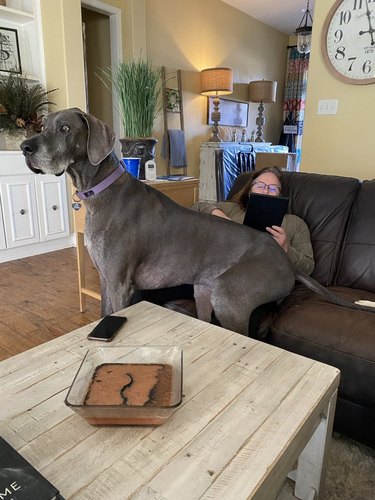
[72,202,82,211]
[72,191,82,210]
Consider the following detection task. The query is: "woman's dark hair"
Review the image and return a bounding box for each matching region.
[230,166,283,211]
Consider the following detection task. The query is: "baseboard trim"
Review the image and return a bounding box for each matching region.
[0,236,75,263]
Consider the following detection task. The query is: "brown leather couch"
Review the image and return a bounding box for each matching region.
[272,171,375,447]
[163,170,375,447]
[230,171,375,447]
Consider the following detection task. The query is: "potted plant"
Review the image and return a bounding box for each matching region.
[0,73,56,150]
[99,58,161,179]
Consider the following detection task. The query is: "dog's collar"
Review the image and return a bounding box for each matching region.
[74,163,125,200]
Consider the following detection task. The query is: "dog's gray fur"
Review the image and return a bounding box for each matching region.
[21,108,375,336]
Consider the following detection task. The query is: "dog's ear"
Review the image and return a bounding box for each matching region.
[79,112,116,165]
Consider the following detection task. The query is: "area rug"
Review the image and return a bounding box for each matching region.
[323,433,375,500]
[278,433,375,499]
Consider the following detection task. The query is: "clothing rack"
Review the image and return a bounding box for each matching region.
[161,66,187,176]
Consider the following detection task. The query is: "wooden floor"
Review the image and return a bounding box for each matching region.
[0,247,101,361]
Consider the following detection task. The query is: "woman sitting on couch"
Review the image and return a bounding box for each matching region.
[192,166,314,275]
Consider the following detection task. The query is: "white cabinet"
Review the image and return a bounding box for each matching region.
[0,152,72,262]
[0,173,70,248]
[0,0,45,82]
[0,1,64,262]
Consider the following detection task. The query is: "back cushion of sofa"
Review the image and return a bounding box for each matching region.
[335,180,375,293]
[282,172,359,285]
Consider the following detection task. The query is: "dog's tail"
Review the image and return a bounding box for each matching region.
[294,269,375,314]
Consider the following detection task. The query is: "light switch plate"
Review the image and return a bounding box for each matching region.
[317,99,339,115]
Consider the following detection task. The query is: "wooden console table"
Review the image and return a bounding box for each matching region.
[73,178,199,311]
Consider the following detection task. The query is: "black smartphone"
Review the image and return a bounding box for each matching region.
[87,315,127,342]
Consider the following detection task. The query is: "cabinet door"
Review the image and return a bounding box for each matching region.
[0,175,40,248]
[0,204,6,250]
[35,175,70,241]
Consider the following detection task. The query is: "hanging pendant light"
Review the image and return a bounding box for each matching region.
[295,0,313,55]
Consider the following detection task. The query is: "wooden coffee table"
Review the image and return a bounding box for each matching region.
[0,302,339,499]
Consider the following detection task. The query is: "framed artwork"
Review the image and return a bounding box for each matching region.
[0,27,22,74]
[207,97,249,127]
[165,88,181,113]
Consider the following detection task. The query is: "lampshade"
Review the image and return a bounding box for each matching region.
[201,67,233,96]
[248,80,277,103]
[201,67,233,142]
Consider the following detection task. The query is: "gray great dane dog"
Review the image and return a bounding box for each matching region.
[20,108,375,336]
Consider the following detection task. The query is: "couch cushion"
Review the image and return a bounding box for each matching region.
[163,298,197,317]
[269,285,375,410]
[334,398,375,446]
[281,172,359,285]
[335,180,375,293]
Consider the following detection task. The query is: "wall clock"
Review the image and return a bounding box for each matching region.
[322,0,375,84]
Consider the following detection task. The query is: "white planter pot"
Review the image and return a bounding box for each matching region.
[1,130,26,151]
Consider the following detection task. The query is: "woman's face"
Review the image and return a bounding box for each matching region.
[250,172,281,197]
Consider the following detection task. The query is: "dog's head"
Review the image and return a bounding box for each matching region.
[21,107,116,176]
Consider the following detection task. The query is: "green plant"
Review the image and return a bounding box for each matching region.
[99,58,161,138]
[0,74,57,135]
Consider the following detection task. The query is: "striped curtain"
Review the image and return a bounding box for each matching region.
[279,47,310,170]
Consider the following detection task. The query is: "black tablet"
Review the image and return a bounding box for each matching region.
[243,193,289,232]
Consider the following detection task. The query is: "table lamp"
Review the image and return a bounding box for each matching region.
[201,67,233,142]
[248,80,277,142]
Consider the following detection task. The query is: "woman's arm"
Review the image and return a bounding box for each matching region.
[281,215,315,275]
[191,201,245,223]
[211,208,231,220]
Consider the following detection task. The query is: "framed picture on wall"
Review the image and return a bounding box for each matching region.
[165,88,181,113]
[207,97,249,127]
[0,27,22,74]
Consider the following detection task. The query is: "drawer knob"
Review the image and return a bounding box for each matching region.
[20,209,26,215]
[52,205,57,211]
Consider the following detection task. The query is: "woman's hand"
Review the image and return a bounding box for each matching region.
[211,208,231,220]
[266,225,288,252]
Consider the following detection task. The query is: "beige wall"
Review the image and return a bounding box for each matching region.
[40,0,86,111]
[128,0,289,175]
[39,0,288,177]
[82,8,113,126]
[40,0,129,111]
[301,0,374,179]
[146,0,289,176]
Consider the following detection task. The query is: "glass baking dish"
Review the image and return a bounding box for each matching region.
[65,346,183,425]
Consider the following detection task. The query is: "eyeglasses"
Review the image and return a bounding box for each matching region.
[251,181,281,195]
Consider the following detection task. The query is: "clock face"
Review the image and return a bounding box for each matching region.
[322,0,375,84]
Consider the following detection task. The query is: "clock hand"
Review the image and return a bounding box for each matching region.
[359,0,375,46]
